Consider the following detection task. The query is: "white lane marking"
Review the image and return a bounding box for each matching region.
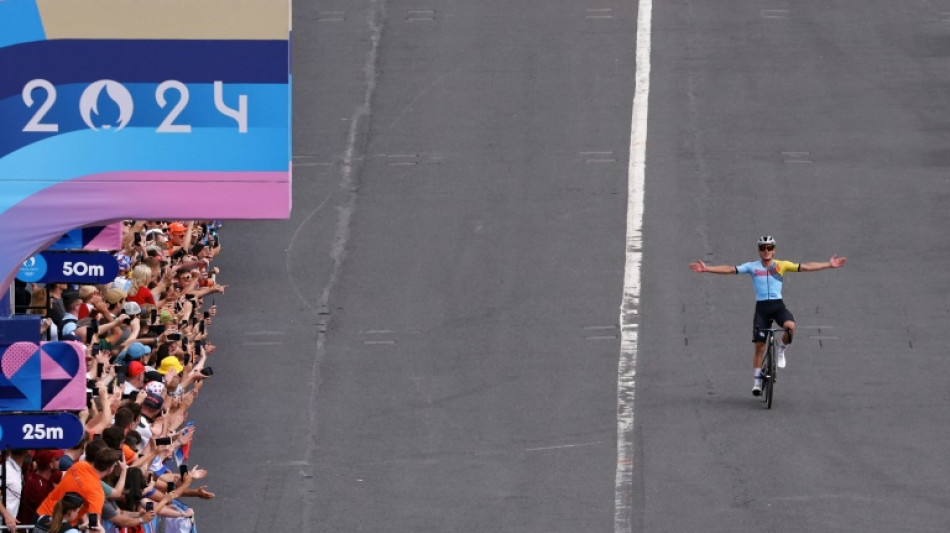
[761,9,789,19]
[616,0,651,530]
[300,3,388,531]
[586,8,614,19]
[407,10,435,22]
[525,440,604,452]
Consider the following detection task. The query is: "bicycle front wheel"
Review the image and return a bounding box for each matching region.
[765,342,775,409]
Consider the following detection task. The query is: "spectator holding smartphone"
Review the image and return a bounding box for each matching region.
[33,491,85,533]
[35,449,123,525]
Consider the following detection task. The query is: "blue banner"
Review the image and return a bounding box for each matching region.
[0,412,84,449]
[17,251,119,284]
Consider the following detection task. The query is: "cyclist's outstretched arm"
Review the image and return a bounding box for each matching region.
[800,255,847,272]
[689,260,736,275]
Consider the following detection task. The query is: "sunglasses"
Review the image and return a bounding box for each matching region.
[758,244,775,251]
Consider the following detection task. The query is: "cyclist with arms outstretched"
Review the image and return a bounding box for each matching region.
[689,236,847,396]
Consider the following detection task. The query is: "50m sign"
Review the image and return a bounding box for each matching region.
[21,79,248,133]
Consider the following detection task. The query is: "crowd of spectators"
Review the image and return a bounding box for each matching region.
[5,220,227,532]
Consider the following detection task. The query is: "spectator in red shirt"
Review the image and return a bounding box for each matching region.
[125,265,156,308]
[18,449,64,524]
[76,286,98,320]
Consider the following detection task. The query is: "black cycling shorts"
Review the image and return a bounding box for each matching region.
[752,299,794,343]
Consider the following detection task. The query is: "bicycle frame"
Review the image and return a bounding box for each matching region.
[758,327,785,409]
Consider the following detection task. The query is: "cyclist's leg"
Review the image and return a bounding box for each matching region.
[754,341,766,369]
[775,303,795,345]
[752,303,770,369]
[781,320,795,345]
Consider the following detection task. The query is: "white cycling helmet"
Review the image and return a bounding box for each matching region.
[757,235,776,246]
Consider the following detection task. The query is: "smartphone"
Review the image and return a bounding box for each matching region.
[166,332,182,341]
[179,464,188,477]
[167,482,176,492]
[199,320,205,334]
[193,340,203,353]
[150,308,157,323]
[134,233,142,245]
[155,437,172,446]
[96,362,104,376]
[91,344,100,356]
[181,337,188,350]
[145,501,154,512]
[199,367,213,377]
[88,513,99,528]
[86,319,98,344]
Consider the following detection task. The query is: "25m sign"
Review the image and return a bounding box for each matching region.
[21,79,248,133]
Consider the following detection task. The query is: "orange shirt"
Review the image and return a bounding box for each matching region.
[36,461,104,521]
[122,444,137,465]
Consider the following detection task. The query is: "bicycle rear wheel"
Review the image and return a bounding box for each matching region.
[764,340,775,409]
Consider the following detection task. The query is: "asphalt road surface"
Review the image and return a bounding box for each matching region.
[189,1,950,531]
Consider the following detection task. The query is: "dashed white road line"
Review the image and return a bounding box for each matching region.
[616,0,652,530]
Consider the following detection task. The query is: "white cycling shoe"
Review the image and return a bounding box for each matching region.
[752,378,763,396]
